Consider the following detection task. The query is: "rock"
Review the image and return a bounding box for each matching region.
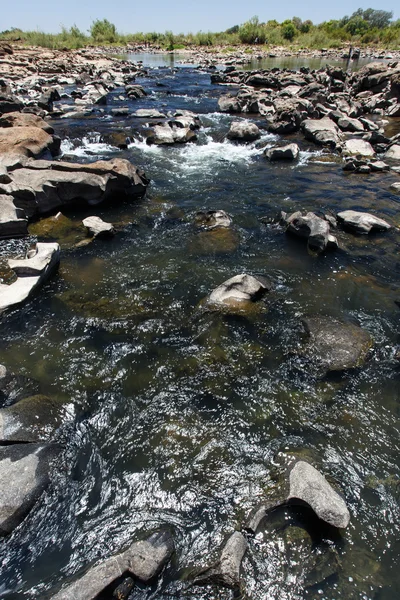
[194,532,248,589]
[146,122,196,145]
[82,216,115,238]
[51,530,175,600]
[0,443,60,535]
[1,158,149,218]
[285,212,338,254]
[227,120,260,141]
[29,212,87,249]
[37,87,60,112]
[343,139,375,158]
[337,210,391,234]
[0,92,23,114]
[195,210,232,229]
[301,118,341,147]
[369,160,389,172]
[125,84,147,99]
[387,103,400,117]
[0,394,64,442]
[302,316,373,373]
[390,182,400,194]
[265,143,300,161]
[132,109,166,118]
[207,273,271,309]
[111,107,130,116]
[0,111,54,134]
[0,194,28,239]
[288,461,350,529]
[0,126,60,160]
[337,117,364,132]
[0,242,60,314]
[190,227,240,256]
[170,110,201,130]
[385,144,400,160]
[218,94,241,113]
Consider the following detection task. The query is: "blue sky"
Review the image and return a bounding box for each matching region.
[2,1,399,34]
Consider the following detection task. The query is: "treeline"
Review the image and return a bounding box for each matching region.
[1,9,400,50]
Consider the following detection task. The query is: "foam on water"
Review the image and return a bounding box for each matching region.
[61,133,119,158]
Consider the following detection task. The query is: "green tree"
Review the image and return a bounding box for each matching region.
[90,19,117,43]
[282,21,297,41]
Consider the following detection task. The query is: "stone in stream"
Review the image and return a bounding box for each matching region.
[0,443,61,535]
[218,94,242,113]
[0,194,28,239]
[0,158,149,219]
[51,530,175,600]
[390,182,400,194]
[342,139,375,158]
[285,211,338,254]
[0,111,54,134]
[193,531,248,589]
[146,122,197,145]
[0,394,65,442]
[384,144,400,160]
[227,120,261,141]
[0,242,60,314]
[301,118,342,148]
[265,143,300,161]
[0,126,60,160]
[0,92,23,114]
[336,210,391,234]
[206,273,272,309]
[82,216,115,238]
[132,108,166,118]
[302,316,373,373]
[195,210,232,229]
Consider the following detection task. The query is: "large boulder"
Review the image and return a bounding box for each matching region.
[302,316,373,373]
[146,122,197,145]
[194,532,248,589]
[288,461,350,529]
[218,94,242,113]
[301,118,341,148]
[0,92,23,114]
[51,530,175,600]
[0,158,149,218]
[0,242,60,314]
[337,210,391,234]
[342,139,375,158]
[285,211,338,254]
[0,126,60,160]
[0,194,28,239]
[207,273,271,309]
[265,143,299,161]
[0,111,54,134]
[0,443,60,535]
[227,120,260,141]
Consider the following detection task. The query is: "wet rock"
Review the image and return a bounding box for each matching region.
[227,120,260,141]
[337,117,364,132]
[0,394,64,442]
[301,118,341,148]
[169,110,201,130]
[1,158,149,218]
[385,144,400,160]
[194,531,248,589]
[0,92,23,114]
[51,530,175,600]
[343,139,375,158]
[302,316,373,373]
[146,121,197,145]
[0,443,60,535]
[285,212,338,254]
[207,273,271,309]
[337,210,391,234]
[190,227,240,256]
[0,242,60,314]
[288,461,350,528]
[111,107,130,116]
[218,94,241,113]
[265,143,299,161]
[125,84,147,99]
[132,108,166,118]
[304,546,341,589]
[390,182,400,194]
[83,216,115,238]
[195,210,232,229]
[0,126,60,160]
[0,111,54,134]
[29,212,87,249]
[0,194,28,239]
[37,87,60,112]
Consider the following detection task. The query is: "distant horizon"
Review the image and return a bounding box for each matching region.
[2,1,399,36]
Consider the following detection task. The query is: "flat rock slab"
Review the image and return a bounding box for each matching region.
[302,316,372,373]
[288,461,350,529]
[265,143,300,161]
[343,139,375,157]
[51,530,175,600]
[132,109,166,118]
[194,531,248,589]
[0,242,60,314]
[0,443,60,535]
[207,273,271,308]
[82,216,115,238]
[337,210,391,234]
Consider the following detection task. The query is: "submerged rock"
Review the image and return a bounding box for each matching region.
[0,394,64,442]
[288,461,350,529]
[194,531,248,589]
[207,273,271,309]
[265,143,300,161]
[0,443,60,535]
[337,210,391,234]
[51,530,175,600]
[190,227,240,256]
[29,212,87,249]
[302,316,373,373]
[82,216,115,238]
[0,242,60,314]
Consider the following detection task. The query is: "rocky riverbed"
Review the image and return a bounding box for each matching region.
[0,44,399,599]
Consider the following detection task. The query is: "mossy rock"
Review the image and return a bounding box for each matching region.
[29,213,87,249]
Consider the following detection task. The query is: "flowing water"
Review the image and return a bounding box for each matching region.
[0,57,400,600]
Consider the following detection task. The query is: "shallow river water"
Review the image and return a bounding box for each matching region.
[0,55,400,599]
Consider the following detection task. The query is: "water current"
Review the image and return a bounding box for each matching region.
[0,54,399,599]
